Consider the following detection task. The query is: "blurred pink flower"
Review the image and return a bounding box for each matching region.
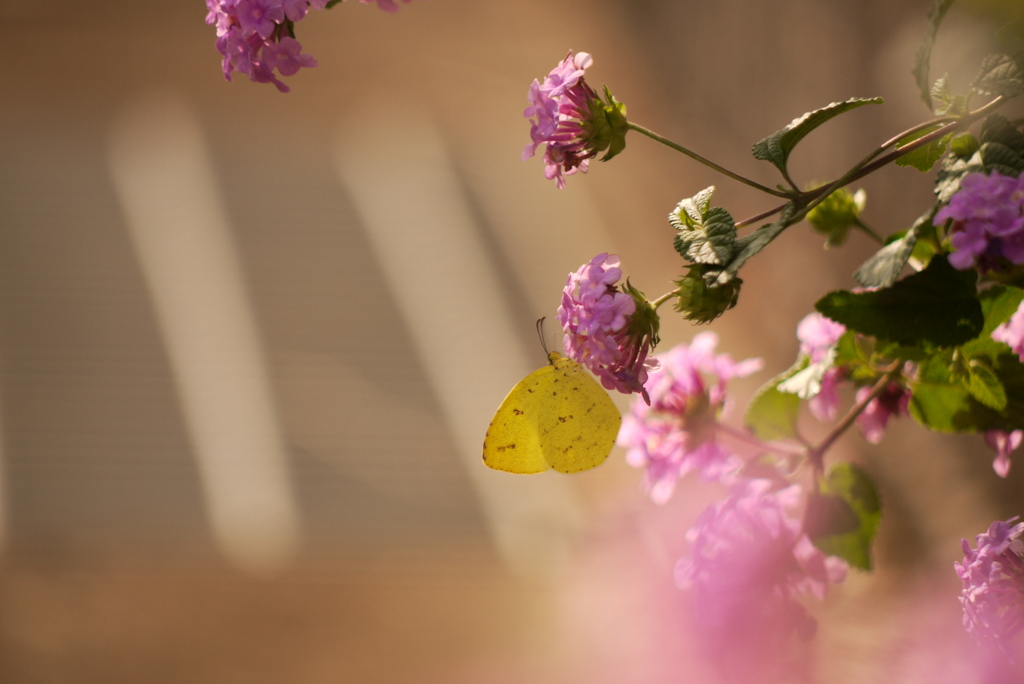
[993,300,1024,362]
[676,480,847,665]
[855,383,910,444]
[986,430,1023,478]
[796,312,846,422]
[617,333,761,503]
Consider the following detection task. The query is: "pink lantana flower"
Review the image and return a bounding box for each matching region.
[987,430,1024,478]
[558,254,660,403]
[522,51,628,188]
[993,300,1024,362]
[855,383,910,444]
[956,518,1024,654]
[617,333,762,503]
[676,480,847,662]
[796,312,846,422]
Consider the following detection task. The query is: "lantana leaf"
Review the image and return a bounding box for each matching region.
[816,255,983,348]
[854,212,931,289]
[972,53,1024,100]
[805,463,882,571]
[895,125,950,172]
[752,98,884,176]
[912,0,956,110]
[670,187,737,266]
[745,360,806,441]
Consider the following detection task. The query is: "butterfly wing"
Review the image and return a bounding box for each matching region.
[538,355,621,473]
[482,364,554,474]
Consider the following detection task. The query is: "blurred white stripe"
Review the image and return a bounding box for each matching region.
[107,91,300,574]
[335,103,584,578]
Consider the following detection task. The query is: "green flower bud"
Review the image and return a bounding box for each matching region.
[806,187,866,248]
[673,265,742,324]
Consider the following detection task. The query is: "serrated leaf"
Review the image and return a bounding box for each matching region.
[913,0,957,110]
[854,212,930,288]
[752,98,884,176]
[973,53,1024,100]
[978,141,1024,176]
[806,463,882,571]
[816,255,983,347]
[966,359,1008,410]
[981,114,1024,152]
[895,125,950,172]
[745,361,806,441]
[670,188,737,266]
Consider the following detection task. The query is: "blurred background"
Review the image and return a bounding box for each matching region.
[1,0,1023,681]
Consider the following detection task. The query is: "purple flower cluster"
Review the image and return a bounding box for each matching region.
[617,332,762,503]
[956,518,1024,653]
[522,51,600,189]
[676,480,848,657]
[558,253,659,403]
[206,0,411,92]
[934,171,1024,271]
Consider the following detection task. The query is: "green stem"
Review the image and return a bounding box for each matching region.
[626,122,792,199]
[853,218,885,245]
[807,361,904,474]
[650,291,677,309]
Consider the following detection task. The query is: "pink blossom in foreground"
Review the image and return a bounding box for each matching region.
[617,333,762,503]
[987,430,1024,478]
[855,383,910,444]
[934,171,1024,271]
[956,518,1024,655]
[676,480,847,664]
[522,51,599,189]
[796,312,846,421]
[558,253,659,403]
[993,300,1024,362]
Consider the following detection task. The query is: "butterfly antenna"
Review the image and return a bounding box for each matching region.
[535,317,550,355]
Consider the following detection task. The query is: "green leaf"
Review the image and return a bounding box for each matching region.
[966,359,1008,411]
[973,53,1024,100]
[931,74,967,116]
[751,98,884,177]
[669,187,737,265]
[745,361,805,441]
[816,255,983,347]
[895,125,950,172]
[910,289,1024,433]
[854,211,931,289]
[950,132,980,157]
[912,0,956,110]
[805,463,882,571]
[981,114,1024,154]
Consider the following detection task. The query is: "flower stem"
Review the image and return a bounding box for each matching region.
[807,361,905,473]
[626,122,792,198]
[650,291,677,309]
[716,423,806,457]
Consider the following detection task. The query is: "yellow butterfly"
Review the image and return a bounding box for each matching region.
[482,350,621,474]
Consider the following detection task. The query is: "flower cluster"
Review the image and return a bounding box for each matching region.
[676,479,848,659]
[956,518,1024,653]
[796,312,847,422]
[522,51,628,188]
[935,171,1024,271]
[617,332,761,503]
[206,0,411,92]
[558,253,659,403]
